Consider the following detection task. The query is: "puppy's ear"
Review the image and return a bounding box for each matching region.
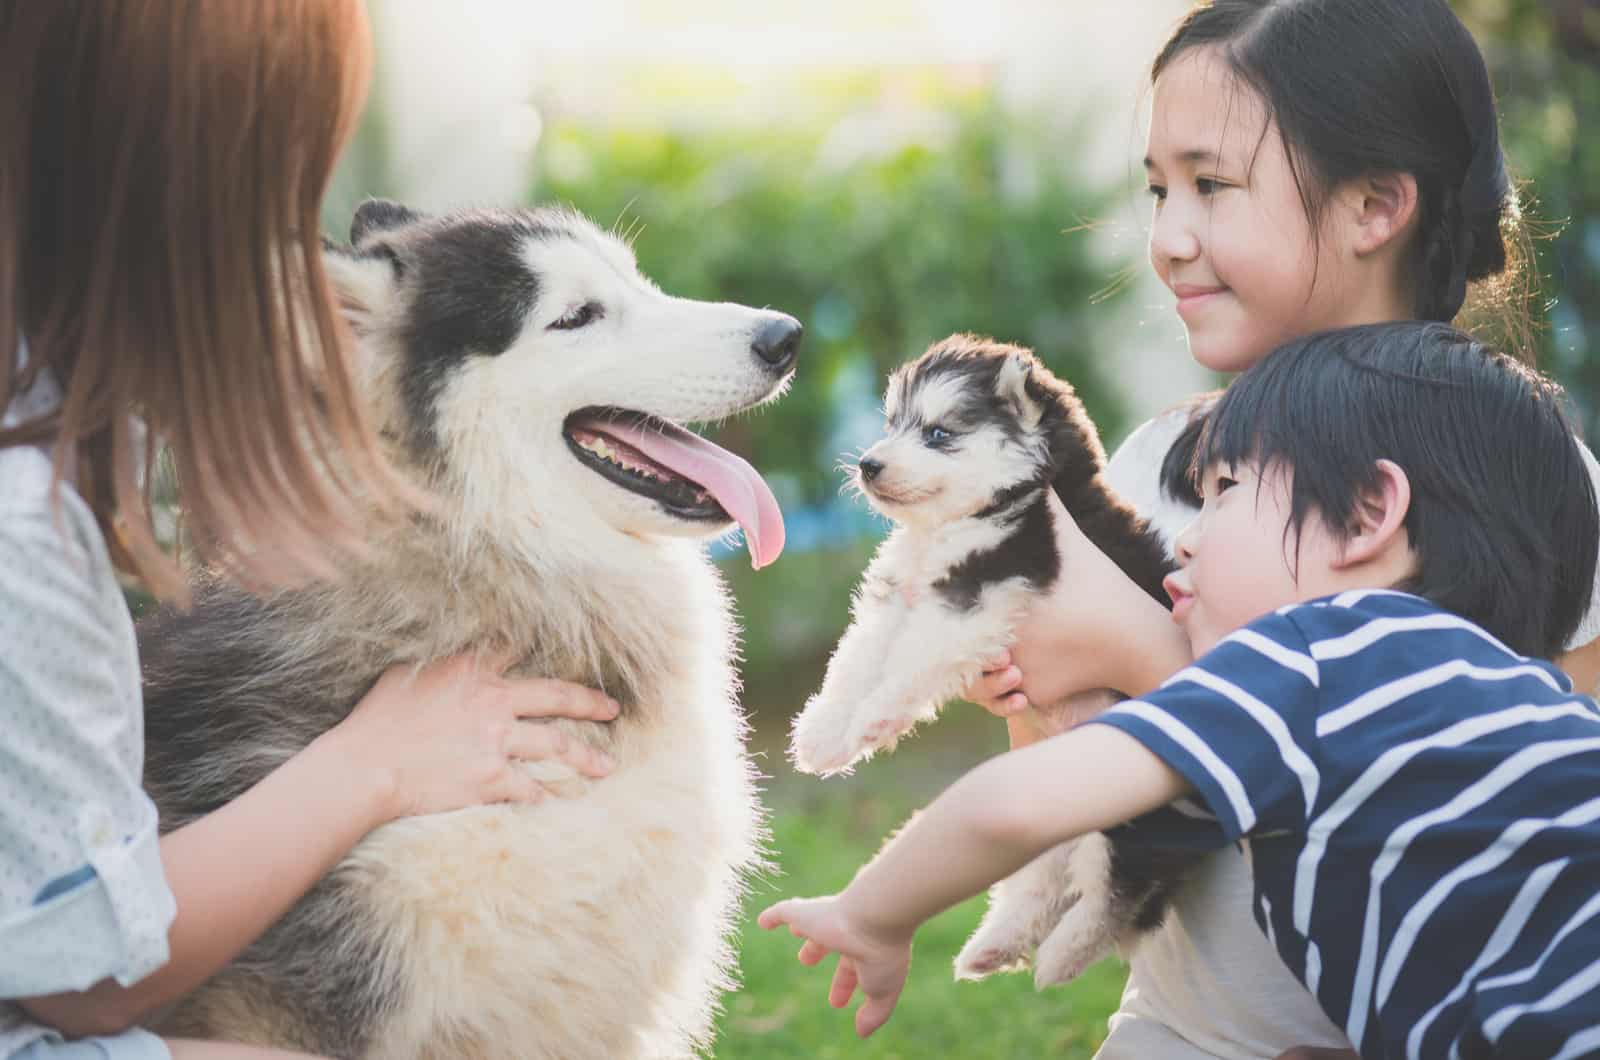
[350,198,424,246]
[995,352,1044,430]
[322,241,402,338]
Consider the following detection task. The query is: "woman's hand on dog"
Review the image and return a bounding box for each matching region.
[757,895,912,1039]
[330,652,621,821]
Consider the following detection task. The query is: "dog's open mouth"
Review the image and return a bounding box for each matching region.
[564,408,786,569]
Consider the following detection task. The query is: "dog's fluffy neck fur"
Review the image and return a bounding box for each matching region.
[264,499,729,730]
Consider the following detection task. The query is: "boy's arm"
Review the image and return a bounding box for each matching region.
[760,724,1187,1036]
[843,723,1188,936]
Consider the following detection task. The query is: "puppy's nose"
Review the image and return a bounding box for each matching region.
[751,315,803,373]
[858,456,885,482]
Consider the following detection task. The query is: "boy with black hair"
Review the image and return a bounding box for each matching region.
[761,322,1600,1059]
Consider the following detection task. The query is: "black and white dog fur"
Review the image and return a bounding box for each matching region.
[790,334,1193,987]
[138,200,801,1059]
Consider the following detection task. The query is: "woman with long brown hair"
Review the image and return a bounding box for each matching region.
[0,4,616,1058]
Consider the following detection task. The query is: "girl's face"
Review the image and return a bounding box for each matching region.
[1144,48,1357,374]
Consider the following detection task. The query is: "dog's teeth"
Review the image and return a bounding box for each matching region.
[578,436,612,460]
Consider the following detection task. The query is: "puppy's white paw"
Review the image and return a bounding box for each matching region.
[860,713,918,749]
[791,692,927,775]
[954,938,1029,981]
[953,909,1043,981]
[1031,907,1115,989]
[789,692,871,774]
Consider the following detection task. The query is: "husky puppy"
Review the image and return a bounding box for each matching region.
[138,200,801,1060]
[789,334,1191,987]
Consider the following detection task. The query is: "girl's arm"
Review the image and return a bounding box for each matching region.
[759,723,1187,1036]
[20,657,618,1038]
[970,492,1193,734]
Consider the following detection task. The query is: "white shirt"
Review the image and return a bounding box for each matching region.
[0,344,177,1057]
[1091,406,1600,1060]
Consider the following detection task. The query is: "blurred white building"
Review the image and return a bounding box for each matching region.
[358,0,1209,421]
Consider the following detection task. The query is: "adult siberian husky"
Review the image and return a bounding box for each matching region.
[138,200,801,1060]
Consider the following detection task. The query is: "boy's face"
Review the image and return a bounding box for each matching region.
[1165,461,1345,656]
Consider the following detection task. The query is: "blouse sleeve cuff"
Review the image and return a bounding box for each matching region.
[0,809,173,995]
[0,801,178,994]
[78,803,177,987]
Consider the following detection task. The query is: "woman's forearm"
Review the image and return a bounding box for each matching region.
[21,726,393,1036]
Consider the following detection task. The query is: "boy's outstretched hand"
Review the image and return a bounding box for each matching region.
[757,896,912,1038]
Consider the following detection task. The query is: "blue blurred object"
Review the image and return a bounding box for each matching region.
[712,498,885,562]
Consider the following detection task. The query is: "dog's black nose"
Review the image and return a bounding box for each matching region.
[858,456,884,482]
[751,315,803,373]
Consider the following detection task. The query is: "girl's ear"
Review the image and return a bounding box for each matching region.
[1343,171,1421,258]
[1335,458,1412,568]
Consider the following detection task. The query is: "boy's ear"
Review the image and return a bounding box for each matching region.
[1334,458,1413,569]
[1343,171,1420,258]
[995,353,1044,430]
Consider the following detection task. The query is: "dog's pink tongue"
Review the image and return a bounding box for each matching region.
[603,419,786,570]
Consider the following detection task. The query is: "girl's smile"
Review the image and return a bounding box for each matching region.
[1172,283,1230,320]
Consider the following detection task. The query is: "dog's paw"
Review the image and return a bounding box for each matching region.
[954,942,1030,981]
[1031,910,1115,989]
[789,696,866,775]
[953,919,1036,981]
[860,714,918,748]
[791,695,925,775]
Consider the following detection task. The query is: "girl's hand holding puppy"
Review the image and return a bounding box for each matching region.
[965,493,1189,717]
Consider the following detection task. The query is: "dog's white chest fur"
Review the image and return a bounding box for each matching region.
[362,669,757,1060]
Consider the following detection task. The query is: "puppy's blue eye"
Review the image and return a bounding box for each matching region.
[923,425,952,444]
[550,302,603,331]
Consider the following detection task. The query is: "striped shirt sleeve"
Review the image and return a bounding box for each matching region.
[1092,611,1323,842]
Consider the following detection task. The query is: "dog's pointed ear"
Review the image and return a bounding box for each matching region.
[995,352,1044,430]
[322,240,401,337]
[350,198,423,246]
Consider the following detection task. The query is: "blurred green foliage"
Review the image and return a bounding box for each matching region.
[533,98,1132,504]
[1459,0,1600,431]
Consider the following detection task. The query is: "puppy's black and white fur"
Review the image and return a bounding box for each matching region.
[790,334,1195,986]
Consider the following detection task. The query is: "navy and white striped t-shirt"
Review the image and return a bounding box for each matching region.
[1094,590,1600,1060]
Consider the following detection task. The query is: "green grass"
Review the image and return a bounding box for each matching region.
[712,715,1126,1059]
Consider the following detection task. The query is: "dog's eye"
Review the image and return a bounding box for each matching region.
[550,302,604,331]
[923,424,952,445]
